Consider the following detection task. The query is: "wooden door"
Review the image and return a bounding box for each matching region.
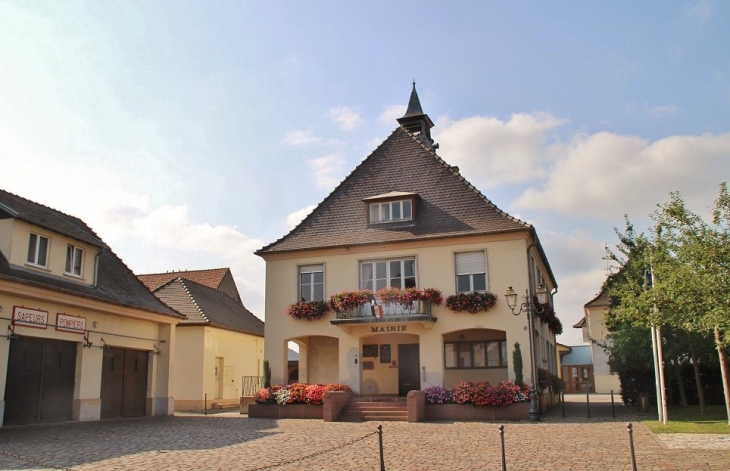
[39,339,77,423]
[123,349,148,417]
[101,347,125,418]
[397,344,420,396]
[101,347,148,418]
[4,337,76,425]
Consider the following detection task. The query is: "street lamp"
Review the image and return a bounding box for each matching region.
[504,284,548,422]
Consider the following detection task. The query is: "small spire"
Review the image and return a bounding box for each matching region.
[397,81,437,149]
[401,81,425,118]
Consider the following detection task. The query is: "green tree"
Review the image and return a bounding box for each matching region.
[651,183,730,423]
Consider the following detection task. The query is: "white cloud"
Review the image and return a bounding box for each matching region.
[514,131,730,223]
[379,105,407,125]
[328,106,364,131]
[686,0,713,21]
[433,113,566,188]
[285,204,317,230]
[308,154,346,189]
[282,130,322,146]
[624,103,680,118]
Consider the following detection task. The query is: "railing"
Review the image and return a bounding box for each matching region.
[242,375,265,396]
[335,299,433,320]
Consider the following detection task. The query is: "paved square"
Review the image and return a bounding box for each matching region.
[0,398,728,470]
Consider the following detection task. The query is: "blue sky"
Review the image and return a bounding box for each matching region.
[2,1,729,344]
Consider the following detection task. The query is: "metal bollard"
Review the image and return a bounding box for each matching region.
[611,390,615,418]
[378,425,385,471]
[586,390,590,418]
[561,392,565,418]
[499,425,507,471]
[627,423,637,471]
[205,393,207,416]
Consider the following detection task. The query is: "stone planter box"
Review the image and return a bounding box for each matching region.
[425,402,530,421]
[248,404,323,419]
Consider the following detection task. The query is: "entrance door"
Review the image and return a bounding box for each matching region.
[101,347,149,418]
[397,344,420,396]
[4,336,77,425]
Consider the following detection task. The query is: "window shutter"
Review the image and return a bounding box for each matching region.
[299,264,323,274]
[455,251,486,275]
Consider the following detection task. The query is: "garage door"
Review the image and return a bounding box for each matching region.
[100,347,149,418]
[3,336,77,426]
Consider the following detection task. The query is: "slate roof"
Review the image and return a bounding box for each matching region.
[153,277,264,336]
[257,127,532,254]
[0,189,182,319]
[138,268,230,292]
[584,286,610,308]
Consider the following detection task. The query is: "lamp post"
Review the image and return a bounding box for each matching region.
[504,284,548,422]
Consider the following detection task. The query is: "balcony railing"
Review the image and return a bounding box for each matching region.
[334,299,434,320]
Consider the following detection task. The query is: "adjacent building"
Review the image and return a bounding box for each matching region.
[256,85,560,395]
[0,189,182,426]
[568,287,620,393]
[139,269,264,410]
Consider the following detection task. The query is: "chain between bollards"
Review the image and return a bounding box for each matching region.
[627,423,637,471]
[378,424,385,471]
[499,425,507,471]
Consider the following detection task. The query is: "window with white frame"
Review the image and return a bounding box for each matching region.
[369,199,413,224]
[455,251,487,293]
[65,245,84,277]
[27,233,49,267]
[444,340,507,369]
[360,258,416,291]
[298,264,324,302]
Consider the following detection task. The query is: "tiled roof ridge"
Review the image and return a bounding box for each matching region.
[140,267,228,277]
[176,277,210,324]
[256,127,405,254]
[0,188,106,246]
[400,128,531,229]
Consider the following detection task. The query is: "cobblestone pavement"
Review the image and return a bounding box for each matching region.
[0,397,727,471]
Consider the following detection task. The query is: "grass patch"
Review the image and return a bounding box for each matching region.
[633,405,730,434]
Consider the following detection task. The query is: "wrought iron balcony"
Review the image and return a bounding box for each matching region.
[330,299,437,327]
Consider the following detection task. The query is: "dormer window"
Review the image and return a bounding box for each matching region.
[27,233,49,267]
[364,191,417,225]
[65,244,84,277]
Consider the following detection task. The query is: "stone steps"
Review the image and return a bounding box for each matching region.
[339,396,408,422]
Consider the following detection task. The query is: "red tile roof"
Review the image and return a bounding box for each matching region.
[138,268,230,292]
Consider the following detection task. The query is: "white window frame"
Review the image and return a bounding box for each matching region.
[65,244,84,277]
[298,264,324,302]
[454,251,488,293]
[26,233,50,268]
[369,199,413,224]
[359,257,417,292]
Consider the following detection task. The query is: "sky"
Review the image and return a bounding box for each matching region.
[2,1,729,345]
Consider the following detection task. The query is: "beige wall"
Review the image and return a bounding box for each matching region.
[0,285,177,424]
[585,304,621,393]
[263,233,557,393]
[6,220,99,286]
[174,325,264,410]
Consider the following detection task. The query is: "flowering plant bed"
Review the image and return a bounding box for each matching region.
[424,381,530,407]
[286,300,329,320]
[249,383,352,419]
[425,402,531,421]
[444,291,497,313]
[254,383,352,405]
